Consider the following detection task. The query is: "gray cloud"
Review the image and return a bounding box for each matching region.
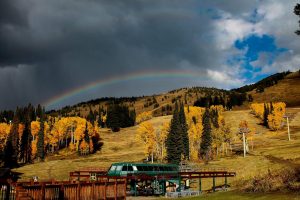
[0,0,298,110]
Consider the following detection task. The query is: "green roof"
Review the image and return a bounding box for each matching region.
[111,162,178,167]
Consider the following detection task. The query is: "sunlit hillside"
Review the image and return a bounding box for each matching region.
[15,108,300,192]
[249,71,300,106]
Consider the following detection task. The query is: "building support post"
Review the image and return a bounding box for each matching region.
[199,177,202,193]
[213,176,216,192]
[287,117,291,141]
[225,176,228,190]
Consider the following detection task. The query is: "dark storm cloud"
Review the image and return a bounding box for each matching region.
[0,0,297,110]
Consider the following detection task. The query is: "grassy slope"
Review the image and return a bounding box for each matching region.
[14,115,172,180]
[14,109,300,199]
[249,72,300,107]
[164,191,300,200]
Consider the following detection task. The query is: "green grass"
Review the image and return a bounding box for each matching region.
[166,191,300,200]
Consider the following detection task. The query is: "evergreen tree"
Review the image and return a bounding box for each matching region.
[87,108,95,124]
[4,115,19,168]
[36,104,43,119]
[84,122,90,144]
[179,102,189,159]
[200,108,212,161]
[210,108,219,128]
[263,103,269,127]
[37,109,45,161]
[106,103,120,132]
[106,103,135,132]
[129,109,136,126]
[20,109,32,164]
[166,101,182,164]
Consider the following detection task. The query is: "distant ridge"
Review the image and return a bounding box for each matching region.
[231,71,291,93]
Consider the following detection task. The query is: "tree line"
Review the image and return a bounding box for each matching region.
[0,104,102,168]
[250,102,286,131]
[136,102,235,164]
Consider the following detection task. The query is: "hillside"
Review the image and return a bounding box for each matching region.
[14,108,300,193]
[44,70,300,122]
[14,115,172,180]
[248,71,300,106]
[47,87,230,118]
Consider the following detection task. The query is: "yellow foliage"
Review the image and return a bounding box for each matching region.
[44,122,50,146]
[18,124,24,138]
[80,141,89,151]
[31,121,40,140]
[0,123,10,152]
[157,122,169,160]
[48,117,92,151]
[251,102,286,131]
[250,103,265,119]
[89,140,94,153]
[268,102,286,131]
[69,143,76,151]
[136,121,155,157]
[31,139,37,158]
[184,106,205,161]
[136,111,152,124]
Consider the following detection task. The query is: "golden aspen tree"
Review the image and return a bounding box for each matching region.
[18,124,24,139]
[0,123,10,152]
[31,121,40,140]
[74,118,86,151]
[251,102,286,131]
[158,122,169,160]
[44,121,50,149]
[184,106,204,161]
[250,103,265,119]
[136,111,153,124]
[30,121,40,158]
[136,121,156,162]
[268,102,286,131]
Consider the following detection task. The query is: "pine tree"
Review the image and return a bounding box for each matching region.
[179,102,189,160]
[4,115,19,168]
[87,108,95,124]
[200,108,212,161]
[37,109,45,161]
[106,103,120,132]
[36,104,43,119]
[84,122,90,144]
[20,110,32,164]
[166,101,182,164]
[263,103,269,127]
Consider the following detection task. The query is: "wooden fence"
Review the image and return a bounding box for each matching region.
[14,178,126,200]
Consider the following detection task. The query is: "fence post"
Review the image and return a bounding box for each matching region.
[41,182,45,200]
[124,178,127,200]
[91,182,95,199]
[114,179,117,200]
[59,184,64,199]
[104,181,107,200]
[225,175,228,190]
[77,182,80,200]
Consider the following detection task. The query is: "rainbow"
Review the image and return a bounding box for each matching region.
[43,69,207,109]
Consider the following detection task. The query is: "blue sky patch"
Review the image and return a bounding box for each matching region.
[232,34,288,82]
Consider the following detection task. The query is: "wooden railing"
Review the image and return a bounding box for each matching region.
[15,178,127,200]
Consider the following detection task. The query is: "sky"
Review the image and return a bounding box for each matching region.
[0,0,299,110]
